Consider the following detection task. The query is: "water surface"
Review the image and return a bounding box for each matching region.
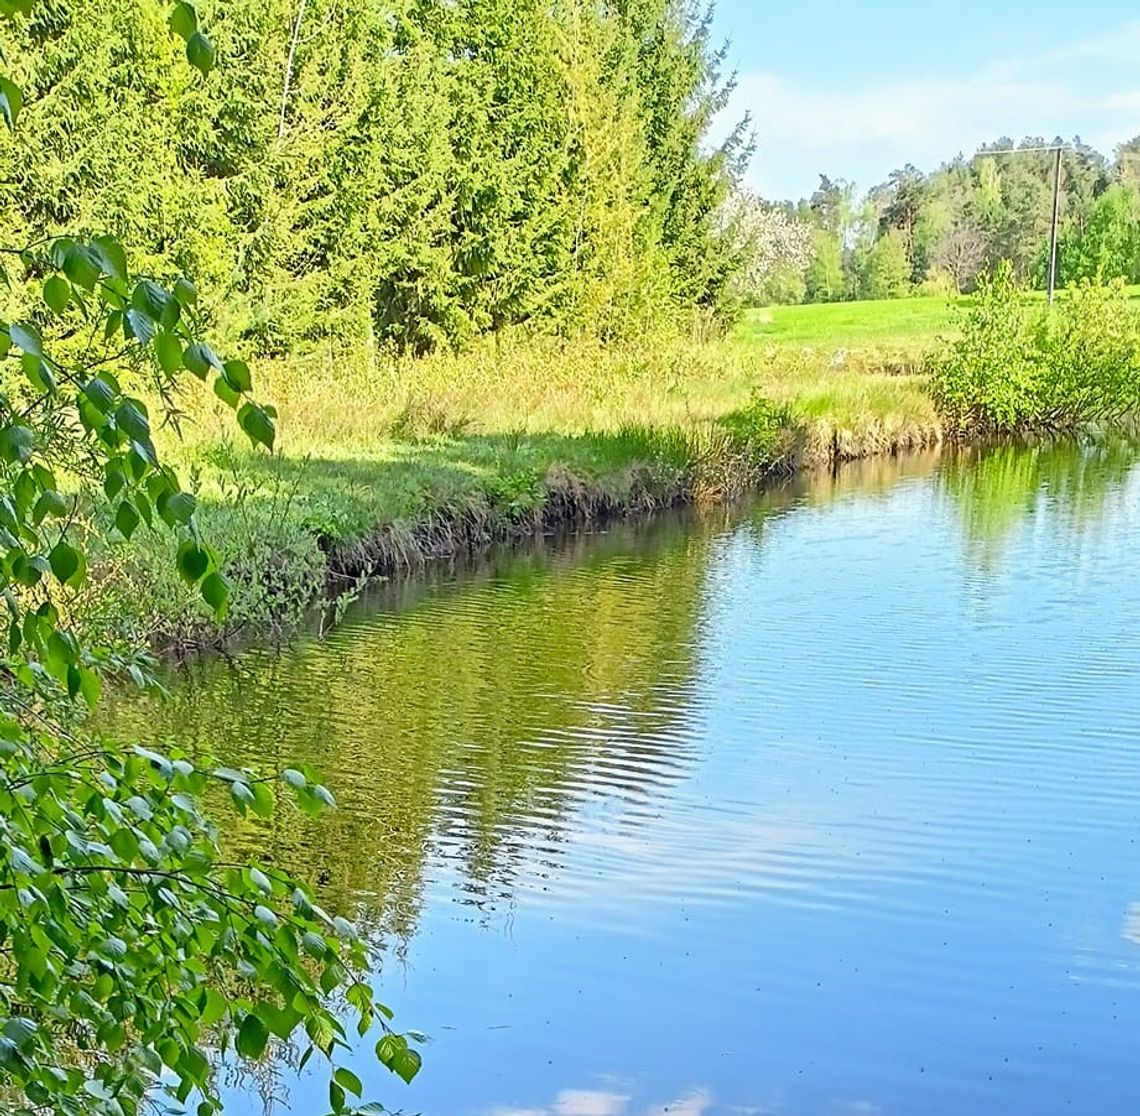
[110,441,1140,1116]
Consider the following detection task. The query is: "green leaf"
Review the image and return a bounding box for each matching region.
[8,322,41,355]
[92,235,128,281]
[116,400,151,443]
[201,571,230,619]
[42,275,70,314]
[155,332,183,373]
[159,490,196,527]
[235,1013,268,1061]
[33,490,69,523]
[132,280,179,330]
[169,1,197,41]
[376,1035,422,1083]
[237,402,276,450]
[0,74,23,130]
[176,541,210,584]
[249,867,273,895]
[333,1067,362,1098]
[223,360,252,393]
[184,342,220,380]
[186,31,216,75]
[0,423,35,465]
[174,277,198,306]
[63,244,101,290]
[282,768,306,789]
[213,377,241,408]
[201,988,227,1028]
[115,500,140,540]
[125,308,155,344]
[22,353,55,394]
[253,904,277,927]
[248,781,274,818]
[49,542,82,588]
[83,376,117,414]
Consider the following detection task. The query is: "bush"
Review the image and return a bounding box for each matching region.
[929,263,1140,434]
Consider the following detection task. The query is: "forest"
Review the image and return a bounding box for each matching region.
[0,0,747,355]
[735,137,1140,304]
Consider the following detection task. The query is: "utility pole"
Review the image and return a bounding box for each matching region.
[1048,145,1062,306]
[981,142,1070,305]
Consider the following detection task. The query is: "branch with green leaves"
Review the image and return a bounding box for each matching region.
[0,3,419,1114]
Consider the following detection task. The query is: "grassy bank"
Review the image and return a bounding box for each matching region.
[88,279,1140,647]
[87,312,950,647]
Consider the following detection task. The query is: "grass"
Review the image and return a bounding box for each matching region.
[90,299,971,645]
[738,294,958,351]
[739,285,1140,352]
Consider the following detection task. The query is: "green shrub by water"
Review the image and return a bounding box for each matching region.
[930,264,1140,435]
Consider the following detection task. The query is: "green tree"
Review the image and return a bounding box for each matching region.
[1057,183,1140,286]
[805,229,844,302]
[0,4,419,1113]
[864,229,912,299]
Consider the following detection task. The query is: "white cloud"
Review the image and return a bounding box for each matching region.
[553,1090,630,1116]
[717,19,1140,199]
[643,1088,715,1116]
[491,1088,714,1116]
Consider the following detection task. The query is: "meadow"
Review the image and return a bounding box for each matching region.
[95,298,944,644]
[103,285,1140,645]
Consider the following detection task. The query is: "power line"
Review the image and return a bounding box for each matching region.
[975,143,1075,304]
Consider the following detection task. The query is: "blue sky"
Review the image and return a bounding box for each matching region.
[709,0,1140,200]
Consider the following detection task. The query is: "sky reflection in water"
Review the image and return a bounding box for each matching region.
[107,441,1140,1116]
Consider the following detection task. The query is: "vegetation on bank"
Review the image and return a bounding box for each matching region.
[932,268,1140,435]
[76,270,1140,650]
[87,330,938,648]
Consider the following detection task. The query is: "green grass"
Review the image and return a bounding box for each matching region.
[737,295,958,351]
[93,312,954,645]
[737,285,1140,352]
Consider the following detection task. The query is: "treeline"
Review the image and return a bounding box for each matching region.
[741,136,1140,305]
[0,0,746,354]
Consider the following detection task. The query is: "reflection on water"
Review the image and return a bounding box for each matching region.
[105,439,1140,1116]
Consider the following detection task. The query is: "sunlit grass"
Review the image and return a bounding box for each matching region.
[737,285,1140,353]
[122,319,946,643]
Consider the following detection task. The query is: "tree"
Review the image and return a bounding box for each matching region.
[723,193,813,305]
[1056,183,1140,286]
[864,228,912,299]
[805,229,844,303]
[933,218,988,292]
[1118,137,1140,189]
[0,4,419,1114]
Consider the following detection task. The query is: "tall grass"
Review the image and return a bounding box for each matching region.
[94,328,945,647]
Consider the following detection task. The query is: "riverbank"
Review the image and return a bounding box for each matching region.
[84,327,942,649]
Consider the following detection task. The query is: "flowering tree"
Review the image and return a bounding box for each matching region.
[723,193,815,306]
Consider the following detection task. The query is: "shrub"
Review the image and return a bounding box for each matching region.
[929,263,1140,434]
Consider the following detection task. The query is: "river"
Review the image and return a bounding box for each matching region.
[107,440,1140,1116]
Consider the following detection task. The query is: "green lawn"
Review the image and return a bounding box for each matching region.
[736,286,1140,352]
[737,295,957,351]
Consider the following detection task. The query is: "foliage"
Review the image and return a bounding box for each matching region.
[930,264,1140,434]
[722,192,813,305]
[0,0,744,356]
[862,229,911,300]
[0,4,419,1114]
[772,137,1139,302]
[1054,184,1140,287]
